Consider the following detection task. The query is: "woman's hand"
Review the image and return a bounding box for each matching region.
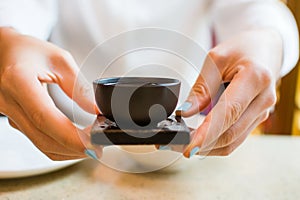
[181,29,283,157]
[0,27,101,160]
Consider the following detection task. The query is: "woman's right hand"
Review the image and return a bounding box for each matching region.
[0,27,101,160]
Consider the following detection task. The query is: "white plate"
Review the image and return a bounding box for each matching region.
[0,117,81,179]
[100,145,190,173]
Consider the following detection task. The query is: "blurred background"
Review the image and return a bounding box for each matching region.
[259,0,300,135]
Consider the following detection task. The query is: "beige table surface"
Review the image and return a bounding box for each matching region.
[0,135,300,200]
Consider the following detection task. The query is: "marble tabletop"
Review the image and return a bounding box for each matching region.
[1,135,300,200]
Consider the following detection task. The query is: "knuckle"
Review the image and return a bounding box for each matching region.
[249,66,272,86]
[8,119,18,129]
[191,81,211,100]
[241,60,273,88]
[260,111,270,123]
[224,101,243,127]
[52,49,77,70]
[259,68,272,86]
[220,128,236,147]
[31,110,46,131]
[264,91,277,108]
[220,145,234,156]
[0,66,17,90]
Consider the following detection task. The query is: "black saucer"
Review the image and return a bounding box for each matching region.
[90,115,190,145]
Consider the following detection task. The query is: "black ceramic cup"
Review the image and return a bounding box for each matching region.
[93,77,181,127]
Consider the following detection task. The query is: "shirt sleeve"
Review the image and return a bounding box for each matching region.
[212,0,299,77]
[0,0,57,40]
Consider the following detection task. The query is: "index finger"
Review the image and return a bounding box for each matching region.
[180,53,223,117]
[9,71,86,153]
[48,50,98,114]
[183,62,271,157]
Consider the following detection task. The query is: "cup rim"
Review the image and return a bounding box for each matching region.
[93,77,180,87]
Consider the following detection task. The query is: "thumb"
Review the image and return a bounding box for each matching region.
[48,51,99,114]
[175,87,210,117]
[176,54,223,117]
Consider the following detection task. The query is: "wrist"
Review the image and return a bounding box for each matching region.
[236,28,283,80]
[257,28,283,80]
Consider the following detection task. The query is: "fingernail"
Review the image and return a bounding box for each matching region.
[84,149,98,160]
[189,147,200,158]
[159,145,171,151]
[175,102,192,116]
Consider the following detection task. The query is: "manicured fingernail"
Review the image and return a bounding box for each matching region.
[84,149,98,160]
[175,102,192,116]
[159,145,171,150]
[189,147,200,158]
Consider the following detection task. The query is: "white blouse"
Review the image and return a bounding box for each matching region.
[0,0,298,125]
[0,0,298,75]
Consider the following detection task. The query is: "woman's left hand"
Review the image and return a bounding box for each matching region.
[180,29,283,157]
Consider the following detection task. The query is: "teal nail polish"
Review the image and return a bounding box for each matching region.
[189,147,200,158]
[159,145,171,150]
[175,102,192,116]
[84,149,98,160]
